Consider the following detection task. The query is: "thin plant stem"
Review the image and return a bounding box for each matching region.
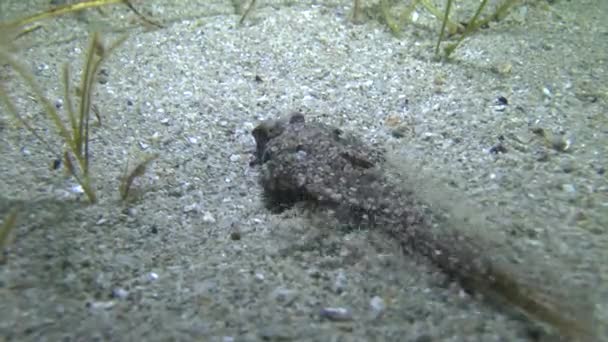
[435,0,453,57]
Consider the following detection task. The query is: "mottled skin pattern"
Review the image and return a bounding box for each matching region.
[252,113,485,279]
[251,113,590,340]
[252,112,389,217]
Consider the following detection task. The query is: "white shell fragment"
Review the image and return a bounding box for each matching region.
[146,272,159,282]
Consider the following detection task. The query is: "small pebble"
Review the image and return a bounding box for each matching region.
[562,184,576,194]
[320,307,353,321]
[112,287,129,299]
[384,115,401,127]
[51,158,61,170]
[146,272,159,282]
[125,207,138,217]
[489,143,507,154]
[202,212,216,223]
[411,11,419,22]
[230,230,241,240]
[55,304,65,315]
[97,69,109,84]
[530,127,546,137]
[70,184,84,194]
[494,62,512,75]
[369,296,386,318]
[421,132,439,141]
[150,132,161,143]
[86,301,115,310]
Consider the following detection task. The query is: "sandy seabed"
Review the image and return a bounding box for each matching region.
[1,0,606,341]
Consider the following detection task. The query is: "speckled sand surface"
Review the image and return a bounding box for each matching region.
[0,0,607,341]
